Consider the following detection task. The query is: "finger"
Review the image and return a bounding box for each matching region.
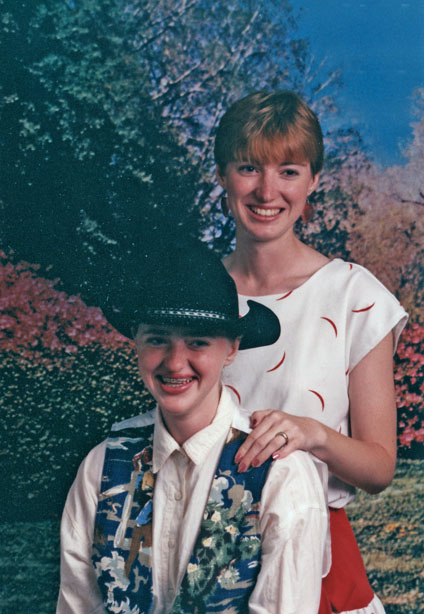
[250,409,274,428]
[275,430,289,448]
[272,441,298,461]
[250,433,294,467]
[238,430,292,471]
[235,415,283,464]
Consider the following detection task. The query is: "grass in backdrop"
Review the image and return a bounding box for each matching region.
[348,459,424,613]
[0,459,422,614]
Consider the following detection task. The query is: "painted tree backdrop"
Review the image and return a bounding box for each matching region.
[0,0,423,520]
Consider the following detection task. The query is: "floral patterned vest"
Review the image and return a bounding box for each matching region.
[92,422,272,614]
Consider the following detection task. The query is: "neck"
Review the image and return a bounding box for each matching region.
[224,231,330,296]
[226,232,315,295]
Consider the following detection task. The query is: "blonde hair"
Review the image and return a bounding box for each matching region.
[214,91,324,176]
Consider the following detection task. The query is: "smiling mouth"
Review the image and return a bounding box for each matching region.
[249,206,283,217]
[159,376,194,387]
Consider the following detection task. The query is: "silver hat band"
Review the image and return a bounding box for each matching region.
[144,307,230,321]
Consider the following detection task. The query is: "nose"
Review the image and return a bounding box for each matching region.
[163,339,188,372]
[254,170,276,202]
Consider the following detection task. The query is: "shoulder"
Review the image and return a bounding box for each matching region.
[346,261,396,295]
[84,440,108,465]
[339,262,408,360]
[318,260,407,336]
[265,451,328,511]
[328,259,402,305]
[102,411,156,469]
[64,441,108,513]
[75,440,107,483]
[316,258,382,289]
[270,450,326,484]
[111,409,156,433]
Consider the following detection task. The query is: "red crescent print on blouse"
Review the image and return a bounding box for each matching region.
[349,263,353,270]
[276,290,293,301]
[308,389,325,411]
[338,426,342,433]
[352,302,375,313]
[266,351,286,373]
[320,316,338,337]
[345,367,350,376]
[225,384,241,405]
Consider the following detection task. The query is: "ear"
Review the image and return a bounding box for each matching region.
[307,172,320,196]
[216,165,227,189]
[223,338,240,367]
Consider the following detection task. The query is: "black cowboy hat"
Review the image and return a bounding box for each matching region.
[100,237,280,351]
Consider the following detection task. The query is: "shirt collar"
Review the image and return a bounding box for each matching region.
[152,386,237,472]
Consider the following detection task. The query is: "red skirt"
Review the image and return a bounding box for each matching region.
[319,507,374,614]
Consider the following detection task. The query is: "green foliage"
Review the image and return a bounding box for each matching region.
[0,345,154,521]
[0,0,351,284]
[1,0,201,290]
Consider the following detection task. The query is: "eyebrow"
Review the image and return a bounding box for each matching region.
[140,326,211,338]
[237,159,308,167]
[140,326,171,335]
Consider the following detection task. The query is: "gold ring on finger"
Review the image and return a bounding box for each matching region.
[276,431,289,446]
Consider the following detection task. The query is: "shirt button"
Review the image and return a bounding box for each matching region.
[174,491,182,501]
[168,539,176,548]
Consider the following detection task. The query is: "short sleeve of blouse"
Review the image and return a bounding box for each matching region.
[344,263,408,371]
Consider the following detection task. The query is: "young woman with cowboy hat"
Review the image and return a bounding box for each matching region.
[57,237,329,613]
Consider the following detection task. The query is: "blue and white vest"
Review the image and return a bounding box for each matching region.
[92,421,272,613]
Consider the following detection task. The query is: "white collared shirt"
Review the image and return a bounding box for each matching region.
[57,388,329,614]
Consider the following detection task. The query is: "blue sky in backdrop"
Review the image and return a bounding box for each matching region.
[289,0,424,167]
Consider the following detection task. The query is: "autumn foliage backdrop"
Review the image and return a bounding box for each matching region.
[0,0,423,521]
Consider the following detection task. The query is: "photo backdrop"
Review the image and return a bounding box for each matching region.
[1,3,423,612]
